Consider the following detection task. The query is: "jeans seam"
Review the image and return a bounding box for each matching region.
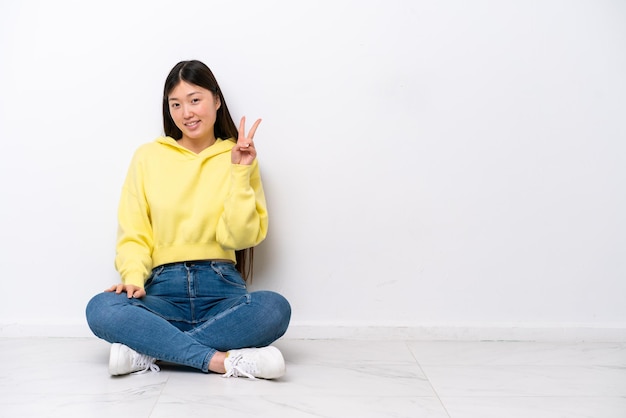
[186,294,251,339]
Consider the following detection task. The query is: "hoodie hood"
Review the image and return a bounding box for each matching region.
[155,136,235,159]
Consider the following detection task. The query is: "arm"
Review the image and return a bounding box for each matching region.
[216,117,268,250]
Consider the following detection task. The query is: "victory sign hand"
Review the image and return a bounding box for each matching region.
[231,116,261,165]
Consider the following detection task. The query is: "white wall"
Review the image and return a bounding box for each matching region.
[1,0,624,340]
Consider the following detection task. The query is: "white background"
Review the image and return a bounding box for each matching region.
[1,0,624,338]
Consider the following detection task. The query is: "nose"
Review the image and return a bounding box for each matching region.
[182,104,193,119]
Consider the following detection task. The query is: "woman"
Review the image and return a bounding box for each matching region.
[86,60,291,379]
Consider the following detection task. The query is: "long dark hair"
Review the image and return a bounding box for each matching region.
[162,60,238,141]
[162,60,254,280]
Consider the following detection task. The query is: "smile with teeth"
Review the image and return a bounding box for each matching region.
[185,121,200,127]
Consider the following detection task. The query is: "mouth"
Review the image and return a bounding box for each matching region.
[184,121,200,128]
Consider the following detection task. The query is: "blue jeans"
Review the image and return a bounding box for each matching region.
[85,261,291,372]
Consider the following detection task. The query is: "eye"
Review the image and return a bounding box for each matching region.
[170,103,180,109]
[191,98,200,104]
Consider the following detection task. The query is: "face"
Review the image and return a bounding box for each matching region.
[168,81,221,143]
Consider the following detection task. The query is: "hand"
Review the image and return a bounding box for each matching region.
[105,283,146,299]
[231,116,261,165]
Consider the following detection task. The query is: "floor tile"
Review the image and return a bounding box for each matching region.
[275,339,418,365]
[423,364,626,397]
[151,395,449,418]
[441,396,626,418]
[1,337,625,417]
[158,360,436,397]
[1,391,163,418]
[407,341,626,366]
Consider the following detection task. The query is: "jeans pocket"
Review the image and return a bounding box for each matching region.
[144,265,165,288]
[211,263,247,289]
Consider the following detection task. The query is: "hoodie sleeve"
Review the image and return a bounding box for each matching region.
[216,161,268,251]
[114,150,154,288]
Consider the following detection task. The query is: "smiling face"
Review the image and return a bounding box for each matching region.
[167,81,221,145]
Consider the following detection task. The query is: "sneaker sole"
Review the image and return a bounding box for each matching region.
[108,343,125,376]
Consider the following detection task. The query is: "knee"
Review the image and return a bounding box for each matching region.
[86,293,107,327]
[257,291,291,338]
[275,293,291,324]
[275,294,292,338]
[85,292,124,334]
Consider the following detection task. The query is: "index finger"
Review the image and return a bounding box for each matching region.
[238,116,262,143]
[238,116,247,143]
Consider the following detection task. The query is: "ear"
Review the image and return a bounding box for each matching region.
[215,95,221,110]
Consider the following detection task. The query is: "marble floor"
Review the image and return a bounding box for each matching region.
[0,337,625,417]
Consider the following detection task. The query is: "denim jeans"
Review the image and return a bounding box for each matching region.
[85,261,291,372]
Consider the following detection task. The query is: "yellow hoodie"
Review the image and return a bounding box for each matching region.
[115,137,268,288]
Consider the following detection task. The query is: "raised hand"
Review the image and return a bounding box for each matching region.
[231,116,261,165]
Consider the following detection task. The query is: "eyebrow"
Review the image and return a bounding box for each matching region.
[168,91,203,102]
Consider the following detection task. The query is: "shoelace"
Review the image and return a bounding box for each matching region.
[131,353,161,374]
[222,354,257,379]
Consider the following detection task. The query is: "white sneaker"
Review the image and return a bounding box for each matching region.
[109,343,160,376]
[223,346,285,379]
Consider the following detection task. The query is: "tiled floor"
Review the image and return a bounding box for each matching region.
[0,338,625,417]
